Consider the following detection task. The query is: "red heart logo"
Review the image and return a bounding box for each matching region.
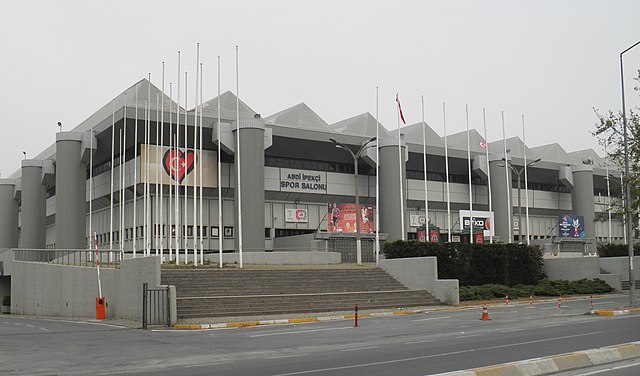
[163,148,196,183]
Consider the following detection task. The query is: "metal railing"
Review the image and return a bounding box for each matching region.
[142,283,170,328]
[14,249,121,269]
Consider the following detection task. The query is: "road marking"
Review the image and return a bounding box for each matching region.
[268,332,602,376]
[575,359,640,375]
[265,354,308,359]
[405,339,435,345]
[500,328,525,333]
[25,325,35,328]
[39,328,50,332]
[341,346,378,352]
[413,316,451,322]
[456,334,482,339]
[250,326,352,338]
[593,301,614,305]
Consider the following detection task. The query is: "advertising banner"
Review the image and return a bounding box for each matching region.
[429,229,440,243]
[140,144,218,187]
[328,203,374,234]
[459,210,494,237]
[410,215,427,227]
[285,208,308,223]
[280,168,327,194]
[558,214,585,238]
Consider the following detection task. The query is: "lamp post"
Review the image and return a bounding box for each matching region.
[620,40,640,307]
[503,158,541,243]
[329,136,377,265]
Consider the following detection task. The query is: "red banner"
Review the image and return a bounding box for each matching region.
[328,203,374,233]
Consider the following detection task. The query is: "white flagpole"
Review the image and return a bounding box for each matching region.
[89,127,93,250]
[110,99,115,254]
[375,86,380,265]
[156,92,160,256]
[160,62,165,262]
[421,96,429,231]
[119,129,124,252]
[395,94,405,241]
[621,175,626,244]
[501,111,512,243]
[199,62,204,265]
[236,45,244,268]
[443,102,452,242]
[123,94,127,256]
[184,71,189,264]
[176,52,181,265]
[466,105,473,244]
[605,147,612,244]
[522,114,531,245]
[218,55,223,268]
[133,84,138,258]
[146,73,152,256]
[482,108,493,244]
[144,97,149,256]
[168,83,173,261]
[193,43,199,266]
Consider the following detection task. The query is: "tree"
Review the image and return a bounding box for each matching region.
[592,70,640,237]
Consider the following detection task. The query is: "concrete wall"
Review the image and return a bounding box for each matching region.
[273,233,326,252]
[543,256,622,291]
[11,256,163,322]
[599,256,640,281]
[379,257,459,305]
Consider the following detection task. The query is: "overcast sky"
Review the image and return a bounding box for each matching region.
[2,0,640,176]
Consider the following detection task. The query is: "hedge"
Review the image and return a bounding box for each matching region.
[459,279,613,301]
[597,243,640,257]
[383,241,545,286]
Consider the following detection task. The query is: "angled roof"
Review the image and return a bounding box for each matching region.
[446,129,487,153]
[330,113,391,138]
[530,143,569,164]
[488,136,534,161]
[265,103,333,132]
[198,91,257,121]
[567,149,604,167]
[400,122,443,147]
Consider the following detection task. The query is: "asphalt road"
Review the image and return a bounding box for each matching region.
[0,295,638,375]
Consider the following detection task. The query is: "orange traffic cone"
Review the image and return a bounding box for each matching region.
[480,303,491,321]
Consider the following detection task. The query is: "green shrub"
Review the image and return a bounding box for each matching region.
[459,279,613,301]
[597,243,640,257]
[383,241,545,286]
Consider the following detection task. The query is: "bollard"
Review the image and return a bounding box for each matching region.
[505,294,509,305]
[590,295,594,311]
[557,295,562,309]
[529,293,533,307]
[354,304,359,327]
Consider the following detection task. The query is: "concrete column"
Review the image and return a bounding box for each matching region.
[20,160,47,249]
[572,164,596,253]
[0,179,19,248]
[489,153,512,242]
[55,132,87,249]
[379,136,407,242]
[234,117,266,252]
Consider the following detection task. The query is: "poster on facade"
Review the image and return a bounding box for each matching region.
[285,208,308,223]
[459,210,494,237]
[327,203,374,233]
[280,168,327,194]
[410,215,427,227]
[558,214,585,238]
[140,144,217,187]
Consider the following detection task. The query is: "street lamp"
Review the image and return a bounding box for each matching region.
[57,122,62,132]
[329,136,377,266]
[620,40,640,307]
[502,158,541,243]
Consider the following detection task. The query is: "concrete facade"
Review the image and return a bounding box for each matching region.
[0,180,18,249]
[571,165,596,253]
[379,137,408,241]
[20,160,47,249]
[55,132,87,249]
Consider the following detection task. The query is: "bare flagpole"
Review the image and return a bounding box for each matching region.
[119,129,124,252]
[522,114,531,245]
[421,96,429,231]
[443,102,452,242]
[236,45,244,268]
[123,95,128,255]
[89,126,93,250]
[184,71,189,264]
[143,97,149,256]
[375,86,380,265]
[146,73,152,256]
[218,55,223,268]
[482,108,493,243]
[193,43,199,266]
[155,92,160,256]
[160,62,165,262]
[110,99,115,255]
[168,82,173,261]
[501,111,512,243]
[395,94,405,240]
[199,62,204,265]
[133,84,138,258]
[466,105,473,244]
[175,52,181,265]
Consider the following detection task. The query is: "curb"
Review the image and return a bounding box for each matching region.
[172,309,423,330]
[591,307,640,317]
[433,342,640,376]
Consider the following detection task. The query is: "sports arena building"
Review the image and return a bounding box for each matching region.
[0,79,625,262]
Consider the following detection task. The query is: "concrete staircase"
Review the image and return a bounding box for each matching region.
[161,267,442,319]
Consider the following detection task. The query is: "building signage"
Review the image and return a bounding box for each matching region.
[410,215,427,227]
[328,203,374,233]
[285,208,308,223]
[558,214,585,238]
[140,144,217,187]
[280,168,327,194]
[459,210,494,236]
